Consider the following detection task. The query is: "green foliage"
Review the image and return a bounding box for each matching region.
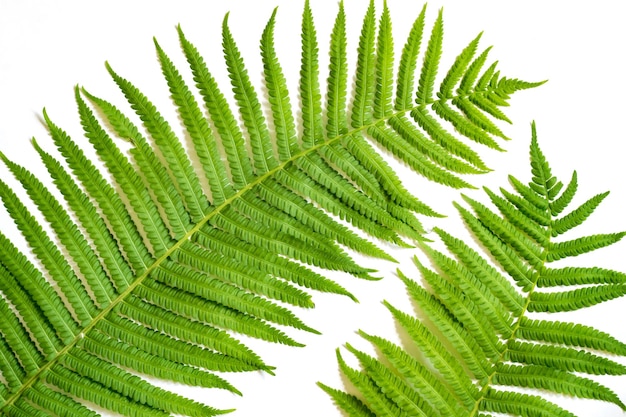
[322,126,626,416]
[0,1,539,415]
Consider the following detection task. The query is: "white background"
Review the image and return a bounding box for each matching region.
[1,0,626,416]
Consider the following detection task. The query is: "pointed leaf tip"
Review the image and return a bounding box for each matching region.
[176,23,185,37]
[531,120,538,141]
[358,272,383,281]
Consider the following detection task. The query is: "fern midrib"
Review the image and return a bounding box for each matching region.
[2,88,492,411]
[468,224,552,417]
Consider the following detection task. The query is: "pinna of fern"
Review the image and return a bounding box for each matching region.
[321,124,626,416]
[0,1,539,416]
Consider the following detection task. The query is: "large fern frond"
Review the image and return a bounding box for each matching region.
[322,124,626,416]
[0,1,539,415]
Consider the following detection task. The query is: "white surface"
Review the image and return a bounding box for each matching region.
[1,0,625,416]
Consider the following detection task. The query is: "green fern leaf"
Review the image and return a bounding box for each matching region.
[416,9,443,105]
[0,2,540,415]
[223,15,277,175]
[492,364,625,409]
[481,389,576,417]
[538,266,626,287]
[395,5,426,112]
[547,233,626,261]
[516,317,626,355]
[323,126,626,416]
[261,9,299,163]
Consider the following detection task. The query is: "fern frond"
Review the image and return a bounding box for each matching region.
[323,126,626,416]
[0,2,540,415]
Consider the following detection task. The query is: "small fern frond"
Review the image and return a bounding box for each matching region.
[323,125,626,416]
